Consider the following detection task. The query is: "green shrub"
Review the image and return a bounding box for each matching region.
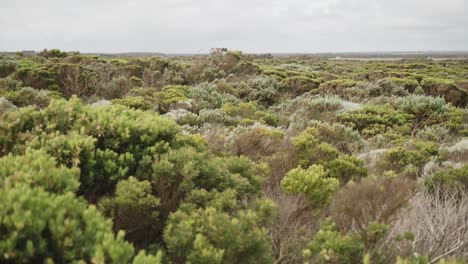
[228,124,285,161]
[323,155,368,184]
[303,219,364,264]
[293,128,340,167]
[188,83,239,113]
[13,62,58,90]
[0,77,22,90]
[307,121,365,154]
[425,165,468,193]
[97,76,133,99]
[336,104,413,138]
[0,59,18,78]
[282,165,339,206]
[0,149,80,194]
[0,186,135,263]
[0,97,181,200]
[378,142,436,178]
[1,87,57,107]
[39,48,67,58]
[388,77,419,92]
[281,96,346,128]
[100,177,160,249]
[113,96,154,110]
[245,75,285,106]
[132,250,164,264]
[164,206,273,264]
[421,77,467,107]
[155,85,189,113]
[396,95,450,135]
[0,97,17,115]
[282,76,320,96]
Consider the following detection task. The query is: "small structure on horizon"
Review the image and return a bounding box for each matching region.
[22,50,36,57]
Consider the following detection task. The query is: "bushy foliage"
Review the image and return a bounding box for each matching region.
[0,98,183,199]
[307,121,365,154]
[291,128,367,184]
[188,82,239,112]
[293,128,340,167]
[97,76,133,99]
[164,206,274,263]
[244,75,285,106]
[1,51,467,262]
[331,177,416,234]
[282,165,339,206]
[279,96,347,128]
[421,77,467,107]
[322,155,368,183]
[282,76,320,96]
[155,85,189,113]
[0,59,18,78]
[0,149,80,194]
[303,219,364,264]
[425,165,468,193]
[0,186,135,263]
[336,104,414,138]
[100,177,160,248]
[0,97,17,114]
[0,87,57,107]
[378,140,438,178]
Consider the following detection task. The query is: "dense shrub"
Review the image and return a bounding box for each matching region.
[228,123,285,161]
[0,59,18,78]
[245,75,285,106]
[38,48,67,58]
[336,104,413,138]
[164,206,274,264]
[0,149,80,194]
[1,51,467,262]
[330,177,416,234]
[293,128,340,167]
[0,186,135,263]
[388,77,420,92]
[0,98,179,199]
[97,76,133,99]
[378,140,438,178]
[0,77,22,90]
[307,121,364,154]
[100,177,161,249]
[303,219,364,264]
[0,97,17,114]
[188,82,239,112]
[282,76,320,96]
[421,77,467,107]
[322,155,368,184]
[279,96,346,128]
[282,165,339,206]
[113,96,154,110]
[1,87,57,107]
[425,165,468,193]
[13,62,58,90]
[396,95,449,134]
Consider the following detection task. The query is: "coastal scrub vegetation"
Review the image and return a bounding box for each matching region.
[0,48,467,263]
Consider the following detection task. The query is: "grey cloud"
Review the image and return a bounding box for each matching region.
[1,0,467,53]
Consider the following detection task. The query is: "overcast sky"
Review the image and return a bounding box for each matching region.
[1,0,467,53]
